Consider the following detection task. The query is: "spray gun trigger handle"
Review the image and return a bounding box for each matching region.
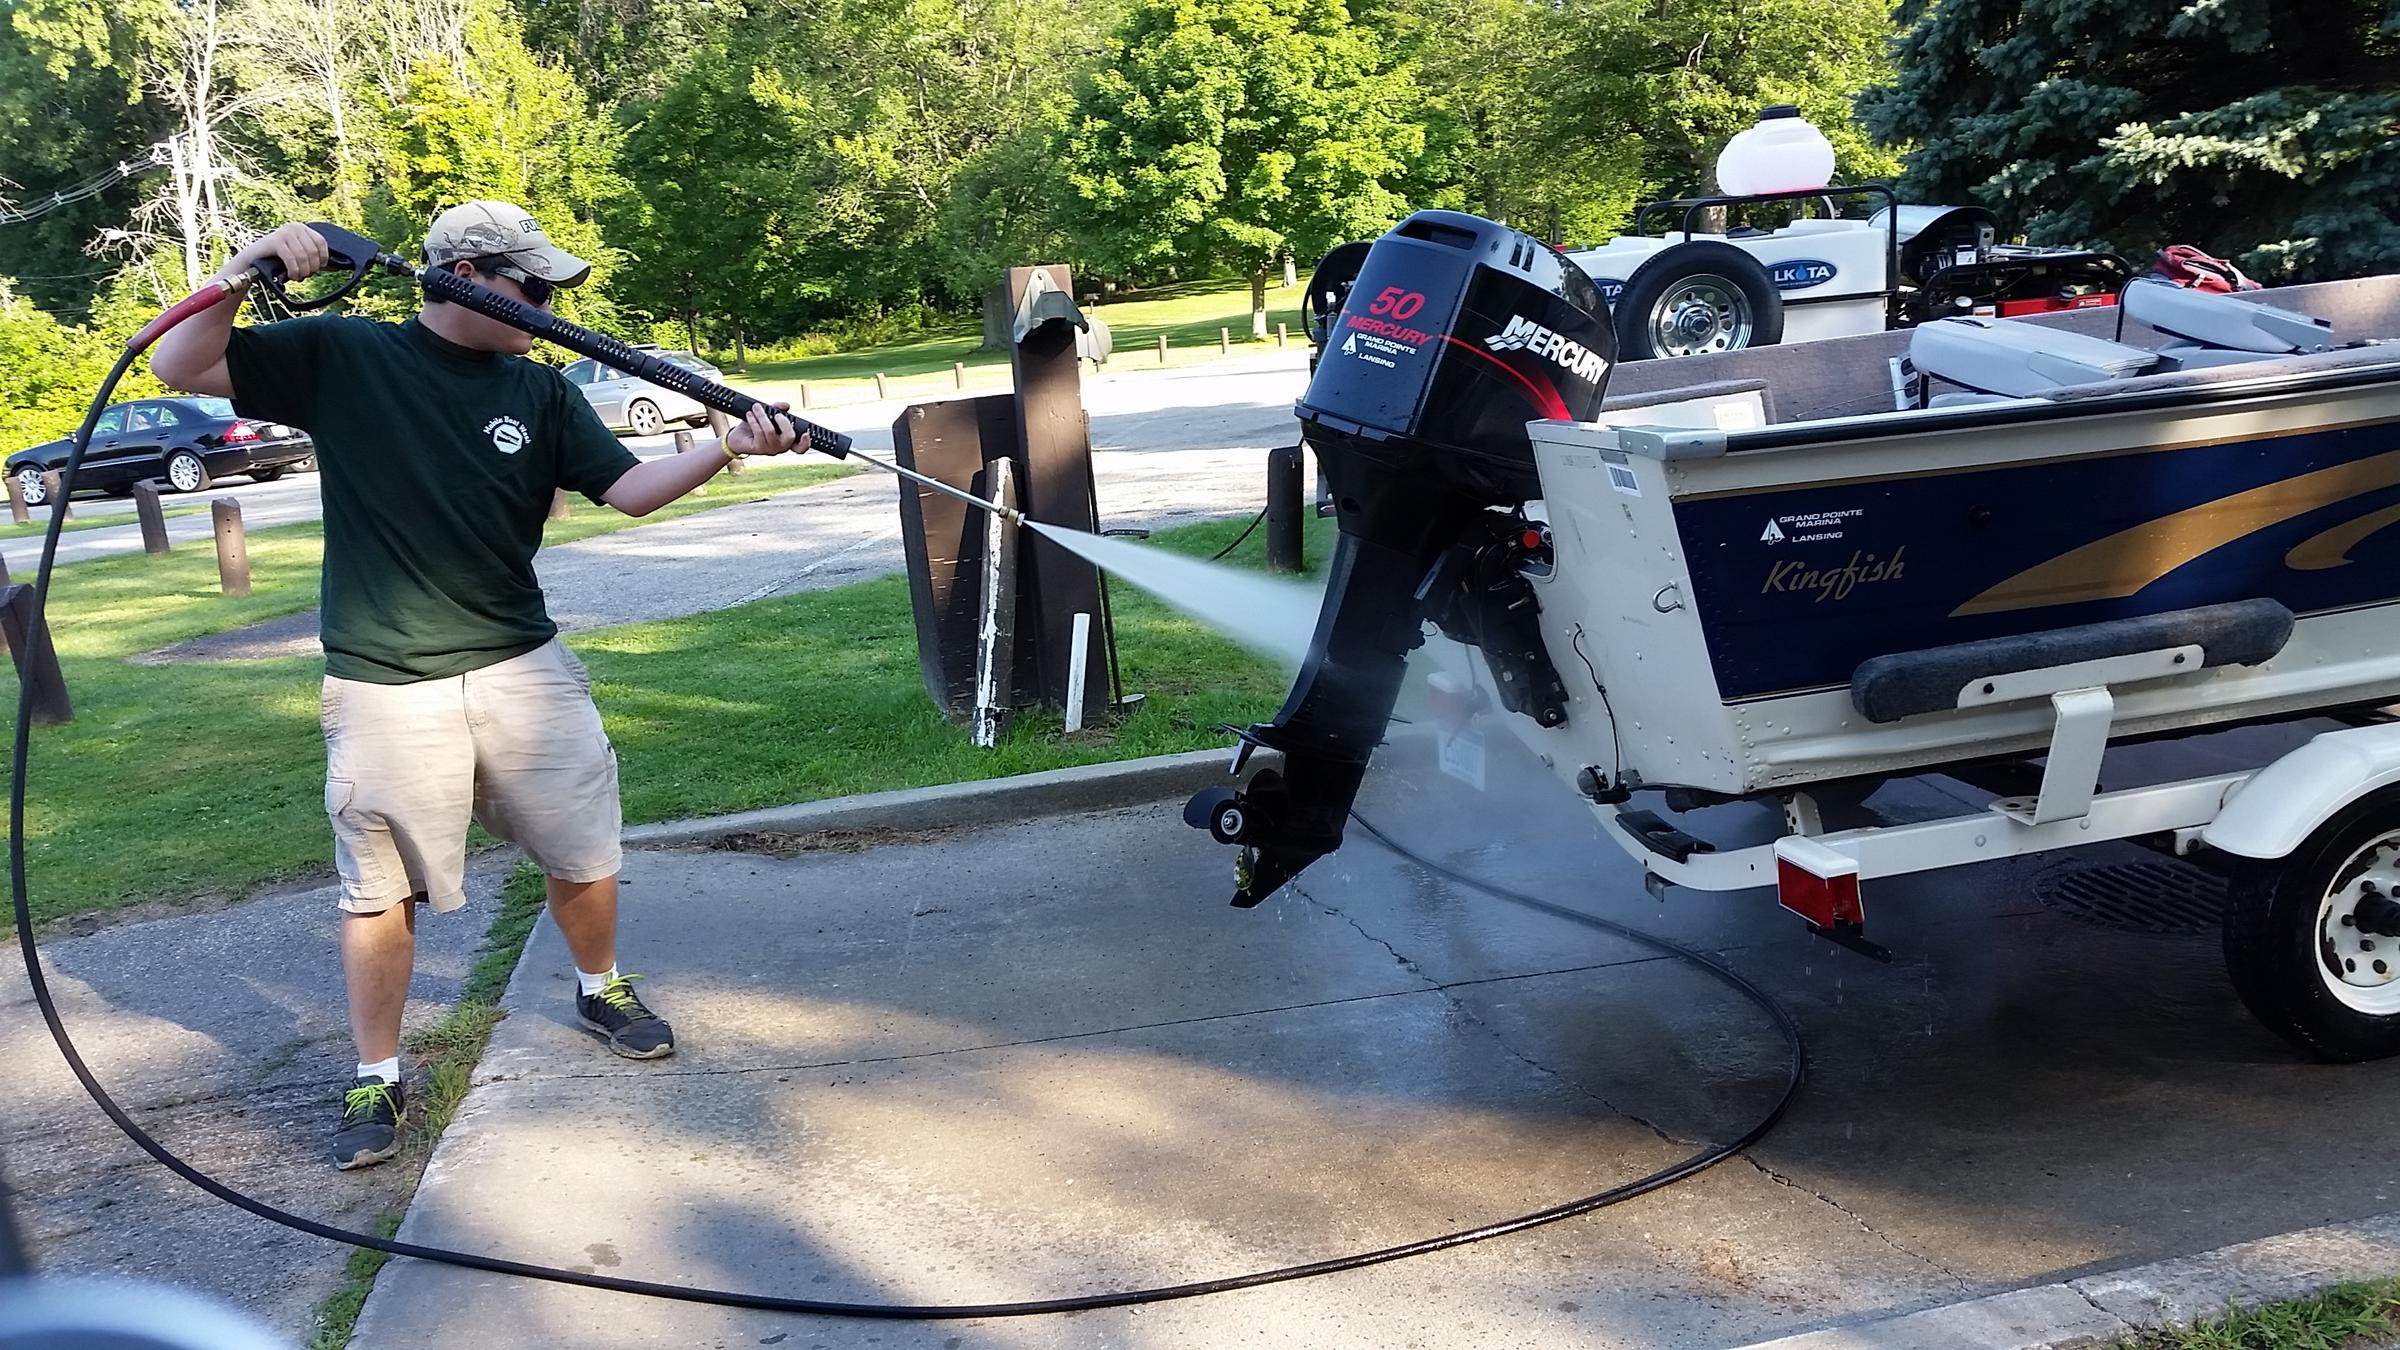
[251,222,389,312]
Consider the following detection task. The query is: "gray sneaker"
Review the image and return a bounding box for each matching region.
[576,974,675,1059]
[331,1077,406,1171]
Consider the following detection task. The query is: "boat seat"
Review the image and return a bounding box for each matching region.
[1909,317,2163,398]
[2123,277,2335,355]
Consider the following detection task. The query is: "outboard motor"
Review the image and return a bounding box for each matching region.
[1185,210,1615,905]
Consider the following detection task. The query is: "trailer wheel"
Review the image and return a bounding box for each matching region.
[2222,791,2400,1061]
[1612,242,1784,361]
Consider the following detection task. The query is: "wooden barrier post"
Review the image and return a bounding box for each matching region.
[954,361,967,388]
[1219,327,1230,355]
[212,498,249,596]
[1266,444,1305,573]
[1156,334,1168,363]
[1276,322,1288,348]
[5,474,28,526]
[132,479,171,554]
[0,583,71,724]
[874,372,889,400]
[39,472,67,523]
[707,409,741,474]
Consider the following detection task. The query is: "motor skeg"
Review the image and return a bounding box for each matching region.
[1192,209,1614,907]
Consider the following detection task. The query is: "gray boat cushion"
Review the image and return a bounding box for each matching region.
[1909,317,2163,397]
[2122,277,2335,353]
[2041,342,2400,403]
[1850,599,2295,724]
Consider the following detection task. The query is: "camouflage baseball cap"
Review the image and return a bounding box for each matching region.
[421,200,593,287]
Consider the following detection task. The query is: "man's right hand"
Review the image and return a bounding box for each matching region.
[217,222,330,289]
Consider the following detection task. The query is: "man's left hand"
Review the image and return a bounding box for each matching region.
[728,402,810,458]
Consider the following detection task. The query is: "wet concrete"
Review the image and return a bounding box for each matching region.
[354,724,2400,1347]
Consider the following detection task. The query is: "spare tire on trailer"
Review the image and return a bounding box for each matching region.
[1612,241,1785,361]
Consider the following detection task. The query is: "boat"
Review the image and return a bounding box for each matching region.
[1184,207,2400,1061]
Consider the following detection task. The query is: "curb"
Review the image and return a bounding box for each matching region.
[621,746,1244,848]
[1729,1208,2400,1349]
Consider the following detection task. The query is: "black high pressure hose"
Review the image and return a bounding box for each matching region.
[8,255,1805,1320]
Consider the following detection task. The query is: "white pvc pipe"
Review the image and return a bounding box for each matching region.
[1065,611,1092,732]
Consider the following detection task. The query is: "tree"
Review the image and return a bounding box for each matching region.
[609,46,827,357]
[0,0,177,311]
[1858,0,2400,283]
[1381,0,1644,245]
[1058,0,1426,335]
[1534,0,1900,211]
[364,0,626,329]
[0,279,163,448]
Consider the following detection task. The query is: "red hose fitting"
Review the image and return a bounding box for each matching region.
[127,274,251,354]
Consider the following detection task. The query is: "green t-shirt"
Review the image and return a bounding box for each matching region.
[223,314,640,684]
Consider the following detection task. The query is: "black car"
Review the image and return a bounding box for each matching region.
[6,397,316,506]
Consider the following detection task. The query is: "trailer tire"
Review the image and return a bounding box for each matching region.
[2222,790,2400,1061]
[1612,242,1784,361]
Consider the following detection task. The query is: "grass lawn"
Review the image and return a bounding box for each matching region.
[2114,1278,2400,1348]
[0,500,212,541]
[4,502,1325,929]
[722,278,1312,408]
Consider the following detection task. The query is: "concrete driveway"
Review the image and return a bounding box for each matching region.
[346,722,2400,1348]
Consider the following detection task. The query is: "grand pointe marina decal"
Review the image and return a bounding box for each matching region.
[1672,422,2400,701]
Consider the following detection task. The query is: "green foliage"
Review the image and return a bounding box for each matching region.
[363,0,627,329]
[0,280,162,449]
[1057,0,1422,301]
[1859,0,2400,282]
[1542,0,1901,205]
[609,44,828,347]
[0,0,176,310]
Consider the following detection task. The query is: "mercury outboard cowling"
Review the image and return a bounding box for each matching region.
[1185,209,1615,905]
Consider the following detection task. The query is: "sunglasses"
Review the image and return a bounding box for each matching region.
[462,257,554,307]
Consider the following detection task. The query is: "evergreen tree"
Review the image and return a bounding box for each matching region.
[1859,0,2400,282]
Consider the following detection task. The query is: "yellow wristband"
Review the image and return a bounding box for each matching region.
[720,440,741,464]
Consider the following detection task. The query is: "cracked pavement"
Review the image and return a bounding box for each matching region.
[339,725,2400,1348]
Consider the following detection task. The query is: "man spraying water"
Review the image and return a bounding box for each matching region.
[148,203,811,1170]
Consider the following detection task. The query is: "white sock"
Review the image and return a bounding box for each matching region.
[576,966,620,997]
[356,1057,400,1085]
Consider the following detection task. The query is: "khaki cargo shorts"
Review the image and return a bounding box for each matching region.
[320,638,621,914]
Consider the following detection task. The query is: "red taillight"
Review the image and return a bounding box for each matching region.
[223,420,258,443]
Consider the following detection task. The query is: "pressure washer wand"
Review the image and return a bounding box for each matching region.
[359,253,1024,524]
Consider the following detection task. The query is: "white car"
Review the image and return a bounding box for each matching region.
[563,347,721,437]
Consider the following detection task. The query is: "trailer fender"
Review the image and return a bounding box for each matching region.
[2203,725,2400,861]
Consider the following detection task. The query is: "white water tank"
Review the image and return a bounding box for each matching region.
[1715,106,1836,196]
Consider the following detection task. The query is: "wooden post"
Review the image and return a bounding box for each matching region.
[133,479,170,555]
[799,383,812,410]
[1219,327,1230,355]
[0,584,71,725]
[1267,444,1304,573]
[212,498,249,596]
[4,473,27,526]
[549,487,571,520]
[1156,334,1168,363]
[971,458,1019,748]
[1276,322,1288,348]
[954,361,966,388]
[707,409,740,474]
[39,472,67,522]
[874,372,889,400]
